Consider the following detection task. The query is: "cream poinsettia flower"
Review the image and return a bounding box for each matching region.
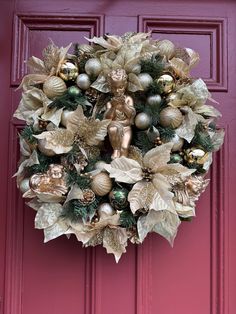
[105,143,195,214]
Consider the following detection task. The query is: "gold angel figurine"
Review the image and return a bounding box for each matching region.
[104,69,136,159]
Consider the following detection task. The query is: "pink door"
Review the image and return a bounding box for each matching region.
[0,1,235,313]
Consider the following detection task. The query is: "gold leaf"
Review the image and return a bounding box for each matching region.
[41,107,63,127]
[91,74,110,93]
[64,184,83,204]
[35,203,63,229]
[27,56,47,74]
[143,143,173,172]
[43,218,69,243]
[127,73,143,92]
[104,157,142,184]
[66,105,85,134]
[103,227,128,263]
[176,107,198,143]
[194,104,222,118]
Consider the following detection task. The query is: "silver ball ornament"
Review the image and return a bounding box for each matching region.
[76,73,91,90]
[61,110,73,127]
[19,178,30,193]
[147,94,162,107]
[85,58,102,77]
[138,73,153,90]
[97,203,116,219]
[135,112,152,130]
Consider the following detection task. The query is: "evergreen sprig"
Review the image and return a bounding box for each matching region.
[159,126,176,141]
[27,151,61,175]
[133,131,154,154]
[48,91,89,111]
[66,170,91,189]
[120,210,137,228]
[191,123,214,152]
[21,126,38,144]
[62,198,99,222]
[140,54,165,80]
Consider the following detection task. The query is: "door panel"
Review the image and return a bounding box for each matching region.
[1,1,235,314]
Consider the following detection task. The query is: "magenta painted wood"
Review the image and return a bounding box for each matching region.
[0,1,236,314]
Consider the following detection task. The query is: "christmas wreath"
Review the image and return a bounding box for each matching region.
[14,32,224,262]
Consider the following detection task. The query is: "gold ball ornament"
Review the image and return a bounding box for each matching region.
[43,76,67,99]
[97,203,116,218]
[85,58,102,77]
[156,74,175,94]
[135,112,152,130]
[138,73,153,90]
[91,172,112,196]
[59,61,79,81]
[19,178,30,193]
[76,73,91,90]
[155,40,175,60]
[147,94,162,107]
[184,148,209,165]
[159,107,183,129]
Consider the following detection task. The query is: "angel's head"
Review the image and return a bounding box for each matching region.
[107,69,128,94]
[48,164,64,179]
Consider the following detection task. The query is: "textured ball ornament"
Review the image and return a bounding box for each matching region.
[147,94,162,107]
[109,187,129,210]
[159,107,183,129]
[43,76,67,99]
[97,203,116,219]
[138,73,153,90]
[135,112,152,130]
[19,178,30,193]
[91,172,112,196]
[68,86,81,97]
[85,58,102,77]
[156,74,175,94]
[155,39,175,59]
[59,61,79,81]
[76,73,91,90]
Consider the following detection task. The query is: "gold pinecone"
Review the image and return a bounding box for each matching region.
[79,189,96,205]
[85,88,100,104]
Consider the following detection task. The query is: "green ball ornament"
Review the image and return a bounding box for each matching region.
[170,153,183,164]
[109,187,129,210]
[135,112,152,130]
[68,86,81,97]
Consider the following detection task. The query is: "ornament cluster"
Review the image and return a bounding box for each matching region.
[14,32,224,262]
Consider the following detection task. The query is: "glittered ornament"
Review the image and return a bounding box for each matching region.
[59,61,79,81]
[155,40,175,60]
[135,112,152,130]
[76,73,91,90]
[156,74,175,94]
[85,58,102,77]
[138,73,153,90]
[43,76,67,99]
[68,86,81,97]
[91,172,112,196]
[19,178,30,193]
[97,203,116,218]
[159,107,183,129]
[109,187,129,210]
[147,94,162,107]
[184,148,209,165]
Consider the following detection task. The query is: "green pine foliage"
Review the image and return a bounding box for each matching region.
[133,131,154,154]
[21,126,38,144]
[120,210,137,228]
[27,151,61,175]
[48,91,88,111]
[158,126,176,141]
[66,170,91,189]
[191,123,214,152]
[140,54,165,80]
[62,198,99,222]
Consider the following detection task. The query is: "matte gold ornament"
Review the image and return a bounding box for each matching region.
[19,178,30,193]
[147,94,162,107]
[135,112,152,130]
[159,107,183,129]
[97,203,116,218]
[91,172,113,196]
[138,73,153,90]
[59,61,79,81]
[76,73,91,90]
[85,58,102,77]
[156,74,175,94]
[155,39,175,60]
[43,76,67,99]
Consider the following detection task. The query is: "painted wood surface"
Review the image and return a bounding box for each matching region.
[0,1,236,313]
